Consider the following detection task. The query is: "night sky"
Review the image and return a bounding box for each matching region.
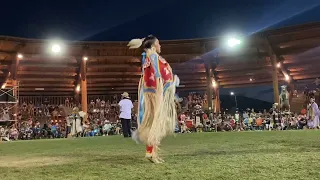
[2,0,320,102]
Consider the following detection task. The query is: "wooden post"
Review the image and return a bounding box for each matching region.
[12,54,20,121]
[266,39,280,105]
[270,54,280,105]
[80,56,88,121]
[205,61,213,111]
[215,88,220,113]
[12,80,18,120]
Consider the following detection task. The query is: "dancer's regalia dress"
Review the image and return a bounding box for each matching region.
[129,39,180,163]
[307,101,320,129]
[68,107,86,136]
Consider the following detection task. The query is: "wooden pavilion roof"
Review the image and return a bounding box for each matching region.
[0,22,319,96]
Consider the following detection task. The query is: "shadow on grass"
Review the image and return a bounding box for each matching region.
[171,146,314,158]
[83,154,145,165]
[265,140,320,149]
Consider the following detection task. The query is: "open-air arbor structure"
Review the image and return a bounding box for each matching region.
[0,22,320,115]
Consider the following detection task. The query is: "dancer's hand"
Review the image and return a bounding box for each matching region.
[174,75,180,87]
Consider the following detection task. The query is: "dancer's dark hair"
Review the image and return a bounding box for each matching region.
[142,35,157,50]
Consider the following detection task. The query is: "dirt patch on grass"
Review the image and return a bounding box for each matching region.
[0,156,72,168]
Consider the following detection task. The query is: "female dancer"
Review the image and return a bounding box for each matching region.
[128,35,180,163]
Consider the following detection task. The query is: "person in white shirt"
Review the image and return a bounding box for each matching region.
[118,92,133,138]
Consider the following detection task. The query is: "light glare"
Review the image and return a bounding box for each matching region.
[76,85,80,92]
[212,80,217,88]
[285,74,290,81]
[277,62,281,68]
[227,38,241,47]
[52,44,61,53]
[17,53,23,59]
[230,92,234,96]
[83,56,88,61]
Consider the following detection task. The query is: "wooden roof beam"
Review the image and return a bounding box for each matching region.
[86,76,207,82]
[87,71,141,76]
[19,92,73,96]
[289,70,320,76]
[18,78,74,82]
[87,83,138,87]
[17,75,75,80]
[283,55,320,64]
[87,63,204,69]
[293,74,320,80]
[19,83,74,88]
[276,46,320,56]
[277,36,320,49]
[19,62,78,68]
[17,71,77,76]
[263,22,320,36]
[288,64,320,71]
[19,88,74,92]
[87,83,208,91]
[0,50,203,62]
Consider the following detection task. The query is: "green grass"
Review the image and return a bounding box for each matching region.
[1,131,320,180]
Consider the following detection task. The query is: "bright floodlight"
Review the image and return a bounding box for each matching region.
[51,44,61,53]
[212,80,217,88]
[83,56,88,61]
[227,38,241,47]
[277,62,281,68]
[285,74,290,81]
[17,53,23,59]
[230,92,234,96]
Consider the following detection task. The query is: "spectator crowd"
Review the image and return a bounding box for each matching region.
[0,91,318,142]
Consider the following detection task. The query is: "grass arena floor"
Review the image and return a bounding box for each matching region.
[1,131,320,180]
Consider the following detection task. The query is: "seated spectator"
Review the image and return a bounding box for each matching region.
[103,120,112,136]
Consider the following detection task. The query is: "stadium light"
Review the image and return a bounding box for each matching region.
[227,38,241,47]
[230,92,238,108]
[277,62,281,68]
[51,44,61,53]
[17,53,23,59]
[1,83,6,89]
[285,74,290,81]
[212,80,217,88]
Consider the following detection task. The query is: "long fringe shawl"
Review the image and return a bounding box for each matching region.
[148,83,176,146]
[135,78,177,146]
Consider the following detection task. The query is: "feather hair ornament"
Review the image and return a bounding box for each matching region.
[127,38,145,49]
